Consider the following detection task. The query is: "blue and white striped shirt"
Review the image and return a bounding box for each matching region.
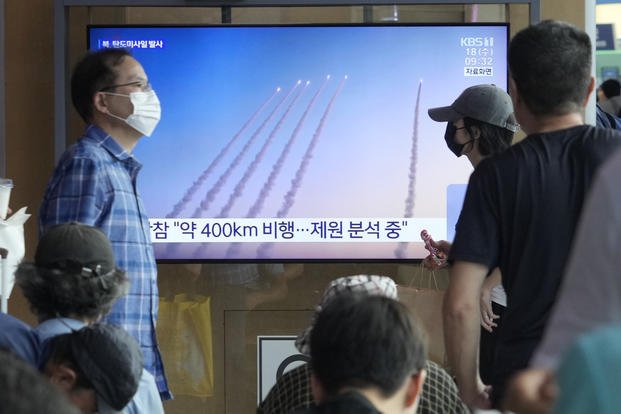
[39,124,170,398]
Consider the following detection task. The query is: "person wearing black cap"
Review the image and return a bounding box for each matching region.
[442,20,621,409]
[42,324,143,414]
[427,84,517,389]
[14,222,164,414]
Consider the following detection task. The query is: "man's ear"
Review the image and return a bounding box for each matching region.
[404,369,426,408]
[47,363,78,392]
[509,76,520,108]
[310,372,326,404]
[92,91,109,115]
[583,77,595,108]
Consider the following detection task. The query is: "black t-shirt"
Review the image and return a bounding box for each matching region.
[449,125,621,388]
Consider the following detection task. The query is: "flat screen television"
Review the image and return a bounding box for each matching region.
[88,23,509,261]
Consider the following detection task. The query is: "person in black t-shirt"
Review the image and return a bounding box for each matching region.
[443,20,621,410]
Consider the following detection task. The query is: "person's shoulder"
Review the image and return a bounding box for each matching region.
[73,135,109,158]
[468,152,510,184]
[512,125,621,155]
[54,136,114,176]
[0,314,39,366]
[576,125,621,156]
[0,313,33,335]
[588,123,621,140]
[259,363,312,413]
[423,360,470,413]
[56,138,104,164]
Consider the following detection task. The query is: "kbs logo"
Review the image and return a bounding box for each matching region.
[460,37,494,47]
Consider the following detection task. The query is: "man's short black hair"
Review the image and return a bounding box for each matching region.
[600,79,621,99]
[310,294,426,398]
[509,20,591,116]
[464,116,514,157]
[71,48,132,123]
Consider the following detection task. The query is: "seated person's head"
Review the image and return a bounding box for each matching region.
[296,274,398,355]
[0,349,80,414]
[598,78,621,102]
[309,294,427,414]
[15,222,128,323]
[42,324,143,414]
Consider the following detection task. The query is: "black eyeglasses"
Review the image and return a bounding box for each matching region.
[100,80,152,92]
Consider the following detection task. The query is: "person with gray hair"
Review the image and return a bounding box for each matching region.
[16,223,129,324]
[258,274,468,414]
[14,222,164,414]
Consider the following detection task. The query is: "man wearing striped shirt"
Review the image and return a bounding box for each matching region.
[39,48,170,398]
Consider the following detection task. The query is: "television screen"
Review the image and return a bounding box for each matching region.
[88,24,508,261]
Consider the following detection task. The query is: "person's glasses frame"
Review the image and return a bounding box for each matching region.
[99,80,152,92]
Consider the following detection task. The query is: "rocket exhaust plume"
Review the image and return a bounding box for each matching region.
[247,77,329,219]
[257,76,347,259]
[226,79,327,258]
[218,80,307,219]
[276,76,347,218]
[190,81,300,218]
[165,88,280,218]
[395,79,422,259]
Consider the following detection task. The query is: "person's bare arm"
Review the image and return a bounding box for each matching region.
[444,260,490,408]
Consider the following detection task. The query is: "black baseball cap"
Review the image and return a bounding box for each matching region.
[69,324,143,412]
[35,222,116,277]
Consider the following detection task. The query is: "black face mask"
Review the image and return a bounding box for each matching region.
[444,123,475,157]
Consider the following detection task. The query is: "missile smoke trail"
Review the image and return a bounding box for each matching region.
[225,80,319,259]
[218,80,307,219]
[395,79,422,259]
[190,81,300,219]
[256,76,346,259]
[246,77,330,219]
[165,88,280,218]
[276,76,347,219]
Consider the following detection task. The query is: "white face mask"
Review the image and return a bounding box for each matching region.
[104,90,161,137]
